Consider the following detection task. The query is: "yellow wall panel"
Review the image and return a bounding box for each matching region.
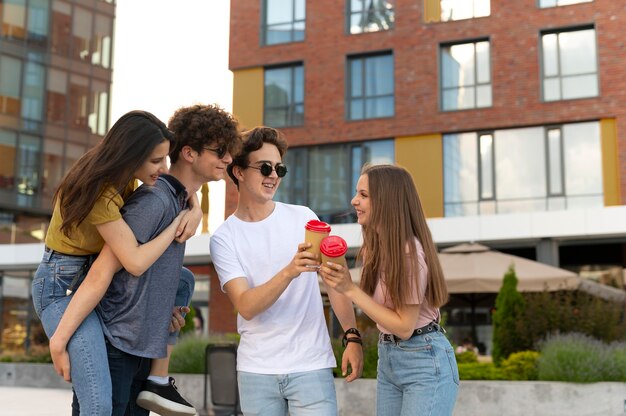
[600,118,621,206]
[395,134,443,218]
[232,68,264,130]
[423,0,441,23]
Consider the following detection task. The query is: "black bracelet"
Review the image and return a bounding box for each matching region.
[344,337,363,347]
[342,327,362,347]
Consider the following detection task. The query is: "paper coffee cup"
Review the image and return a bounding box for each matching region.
[320,235,348,267]
[304,220,331,261]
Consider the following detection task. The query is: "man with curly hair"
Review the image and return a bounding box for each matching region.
[96,104,240,416]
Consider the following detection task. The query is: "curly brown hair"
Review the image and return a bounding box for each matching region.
[168,104,240,163]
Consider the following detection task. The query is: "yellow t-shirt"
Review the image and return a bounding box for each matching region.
[45,184,133,255]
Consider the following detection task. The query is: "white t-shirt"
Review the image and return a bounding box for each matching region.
[210,202,336,374]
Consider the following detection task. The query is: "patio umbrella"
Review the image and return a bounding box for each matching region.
[439,243,625,301]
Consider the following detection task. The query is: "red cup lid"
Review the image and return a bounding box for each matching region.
[305,219,331,233]
[320,235,348,257]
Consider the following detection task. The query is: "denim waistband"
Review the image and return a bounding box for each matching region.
[379,321,445,343]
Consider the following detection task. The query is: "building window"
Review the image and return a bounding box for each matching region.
[275,140,394,223]
[347,53,394,120]
[347,0,394,34]
[51,0,71,57]
[27,0,50,47]
[42,138,64,198]
[92,14,112,68]
[538,0,592,8]
[89,80,108,135]
[16,134,40,195]
[440,0,490,21]
[541,27,598,101]
[262,0,305,46]
[69,74,89,130]
[264,64,304,128]
[46,68,67,124]
[0,55,22,117]
[441,40,491,111]
[443,121,603,216]
[72,6,92,62]
[22,60,45,122]
[0,130,17,192]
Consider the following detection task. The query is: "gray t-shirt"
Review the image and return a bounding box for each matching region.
[98,175,187,359]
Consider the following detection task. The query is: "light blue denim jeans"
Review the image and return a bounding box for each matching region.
[238,368,337,416]
[32,250,195,415]
[376,330,459,416]
[31,249,112,416]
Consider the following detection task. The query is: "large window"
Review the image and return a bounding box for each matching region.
[347,0,394,34]
[440,0,490,21]
[541,27,598,101]
[92,13,112,68]
[347,53,394,120]
[264,64,304,128]
[441,40,491,111]
[538,0,592,8]
[0,130,17,191]
[443,121,603,216]
[275,140,394,223]
[0,55,22,117]
[21,60,45,123]
[262,0,305,45]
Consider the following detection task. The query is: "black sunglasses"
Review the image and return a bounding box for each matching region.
[247,162,288,178]
[203,145,228,159]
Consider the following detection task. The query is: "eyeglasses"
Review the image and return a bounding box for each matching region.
[203,145,228,159]
[247,162,288,178]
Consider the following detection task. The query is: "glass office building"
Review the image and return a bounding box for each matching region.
[0,0,114,244]
[0,0,115,354]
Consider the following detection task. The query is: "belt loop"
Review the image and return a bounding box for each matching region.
[43,246,53,262]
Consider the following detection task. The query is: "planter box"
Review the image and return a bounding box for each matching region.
[2,364,625,416]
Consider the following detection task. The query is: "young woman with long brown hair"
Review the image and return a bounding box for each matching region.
[320,164,459,416]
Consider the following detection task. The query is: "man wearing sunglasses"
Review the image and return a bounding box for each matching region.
[210,126,363,416]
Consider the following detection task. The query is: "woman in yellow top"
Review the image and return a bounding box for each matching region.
[31,110,201,416]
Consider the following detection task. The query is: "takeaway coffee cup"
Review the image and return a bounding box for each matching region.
[320,235,348,268]
[304,220,331,261]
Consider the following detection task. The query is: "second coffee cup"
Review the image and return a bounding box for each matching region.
[320,235,348,267]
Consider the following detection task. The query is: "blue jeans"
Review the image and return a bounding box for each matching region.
[238,368,337,416]
[376,331,459,416]
[107,266,195,415]
[31,249,111,416]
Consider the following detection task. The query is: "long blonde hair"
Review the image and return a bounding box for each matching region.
[358,164,448,311]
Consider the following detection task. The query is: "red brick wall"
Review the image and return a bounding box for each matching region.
[229,0,626,198]
[187,264,238,334]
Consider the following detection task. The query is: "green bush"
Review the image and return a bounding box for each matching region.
[538,333,626,382]
[331,327,378,379]
[500,351,539,380]
[455,350,478,364]
[492,266,531,364]
[0,345,52,364]
[170,333,240,374]
[521,290,626,348]
[458,363,505,380]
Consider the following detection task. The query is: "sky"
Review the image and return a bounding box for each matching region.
[110,0,232,233]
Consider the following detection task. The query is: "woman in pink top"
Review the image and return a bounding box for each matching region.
[320,164,458,416]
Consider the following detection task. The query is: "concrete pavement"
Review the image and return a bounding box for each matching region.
[2,386,74,416]
[0,387,168,416]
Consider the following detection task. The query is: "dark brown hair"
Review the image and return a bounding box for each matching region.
[227,126,287,187]
[358,164,448,310]
[55,110,173,238]
[168,104,240,164]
